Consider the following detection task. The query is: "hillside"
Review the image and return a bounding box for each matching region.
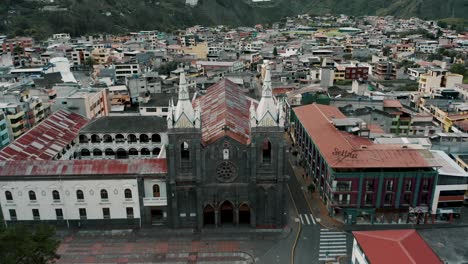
[0,0,467,39]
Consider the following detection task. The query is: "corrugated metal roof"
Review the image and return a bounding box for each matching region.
[353,230,442,264]
[0,159,167,177]
[293,104,432,169]
[0,110,89,161]
[196,79,251,145]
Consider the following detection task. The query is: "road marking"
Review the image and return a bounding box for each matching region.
[318,229,348,262]
[294,218,300,223]
[299,214,304,224]
[320,245,347,249]
[320,238,347,242]
[304,214,310,225]
[310,214,316,224]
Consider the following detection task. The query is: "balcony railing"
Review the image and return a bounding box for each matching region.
[143,197,167,206]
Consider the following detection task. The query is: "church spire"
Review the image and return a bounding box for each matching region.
[256,64,278,127]
[172,71,196,128]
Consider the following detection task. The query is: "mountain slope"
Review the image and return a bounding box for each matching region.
[0,0,467,39]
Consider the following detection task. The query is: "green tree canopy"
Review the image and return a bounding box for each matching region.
[0,224,60,264]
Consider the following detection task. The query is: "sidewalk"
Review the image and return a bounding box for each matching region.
[285,134,344,230]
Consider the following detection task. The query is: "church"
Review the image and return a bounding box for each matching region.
[165,66,288,228]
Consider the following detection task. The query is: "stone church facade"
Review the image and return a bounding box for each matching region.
[166,68,288,229]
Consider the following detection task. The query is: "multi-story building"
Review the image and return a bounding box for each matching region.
[418,68,463,95]
[0,110,89,161]
[76,116,167,160]
[115,63,141,82]
[292,104,438,224]
[371,61,397,80]
[54,88,110,120]
[0,111,10,148]
[0,103,27,139]
[71,48,91,66]
[0,159,167,228]
[416,40,439,53]
[91,48,111,64]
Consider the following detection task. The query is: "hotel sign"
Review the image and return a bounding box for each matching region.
[332,148,357,159]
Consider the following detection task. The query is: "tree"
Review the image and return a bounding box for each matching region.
[450,64,467,76]
[382,46,391,57]
[85,57,95,68]
[437,21,448,28]
[273,46,278,56]
[0,224,60,264]
[13,45,23,55]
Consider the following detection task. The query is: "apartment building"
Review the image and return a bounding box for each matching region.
[54,88,110,120]
[0,111,10,148]
[418,68,463,95]
[292,104,438,224]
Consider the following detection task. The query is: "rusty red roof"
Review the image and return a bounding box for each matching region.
[196,79,251,145]
[353,230,442,264]
[0,159,167,177]
[0,110,89,161]
[293,104,432,169]
[383,99,403,108]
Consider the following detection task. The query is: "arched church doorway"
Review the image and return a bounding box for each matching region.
[203,205,215,226]
[239,203,251,225]
[220,200,234,225]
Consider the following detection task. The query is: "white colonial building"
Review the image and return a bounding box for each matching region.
[0,159,168,228]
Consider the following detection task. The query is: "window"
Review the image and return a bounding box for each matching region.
[100,189,108,201]
[384,193,393,205]
[146,108,157,113]
[76,190,84,201]
[181,142,190,161]
[29,190,37,201]
[52,190,60,201]
[32,209,40,220]
[336,181,352,191]
[152,134,161,143]
[405,180,412,192]
[102,208,110,219]
[420,193,429,205]
[162,108,169,112]
[153,184,160,198]
[124,189,132,199]
[386,180,394,191]
[5,191,13,201]
[55,209,64,220]
[9,209,17,221]
[365,180,374,192]
[126,207,134,219]
[79,208,87,220]
[262,139,272,163]
[364,194,373,205]
[403,193,411,205]
[422,179,430,191]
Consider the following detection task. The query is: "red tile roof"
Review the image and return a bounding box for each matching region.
[196,79,251,145]
[293,104,431,169]
[0,110,89,161]
[383,99,403,108]
[0,159,167,177]
[353,230,442,264]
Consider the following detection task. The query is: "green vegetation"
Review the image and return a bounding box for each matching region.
[451,63,468,83]
[0,224,60,264]
[1,0,467,39]
[438,18,468,33]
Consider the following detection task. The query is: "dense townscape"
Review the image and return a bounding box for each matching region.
[0,13,467,264]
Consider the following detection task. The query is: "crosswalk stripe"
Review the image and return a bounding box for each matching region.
[319,253,347,257]
[310,214,316,224]
[319,249,347,252]
[304,214,310,225]
[320,238,347,241]
[319,258,336,261]
[320,234,346,237]
[299,214,304,224]
[320,231,345,234]
[320,245,347,249]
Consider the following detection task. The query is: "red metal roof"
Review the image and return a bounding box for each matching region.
[196,79,251,145]
[293,104,431,169]
[383,99,403,108]
[0,159,167,177]
[353,230,442,264]
[0,110,89,161]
